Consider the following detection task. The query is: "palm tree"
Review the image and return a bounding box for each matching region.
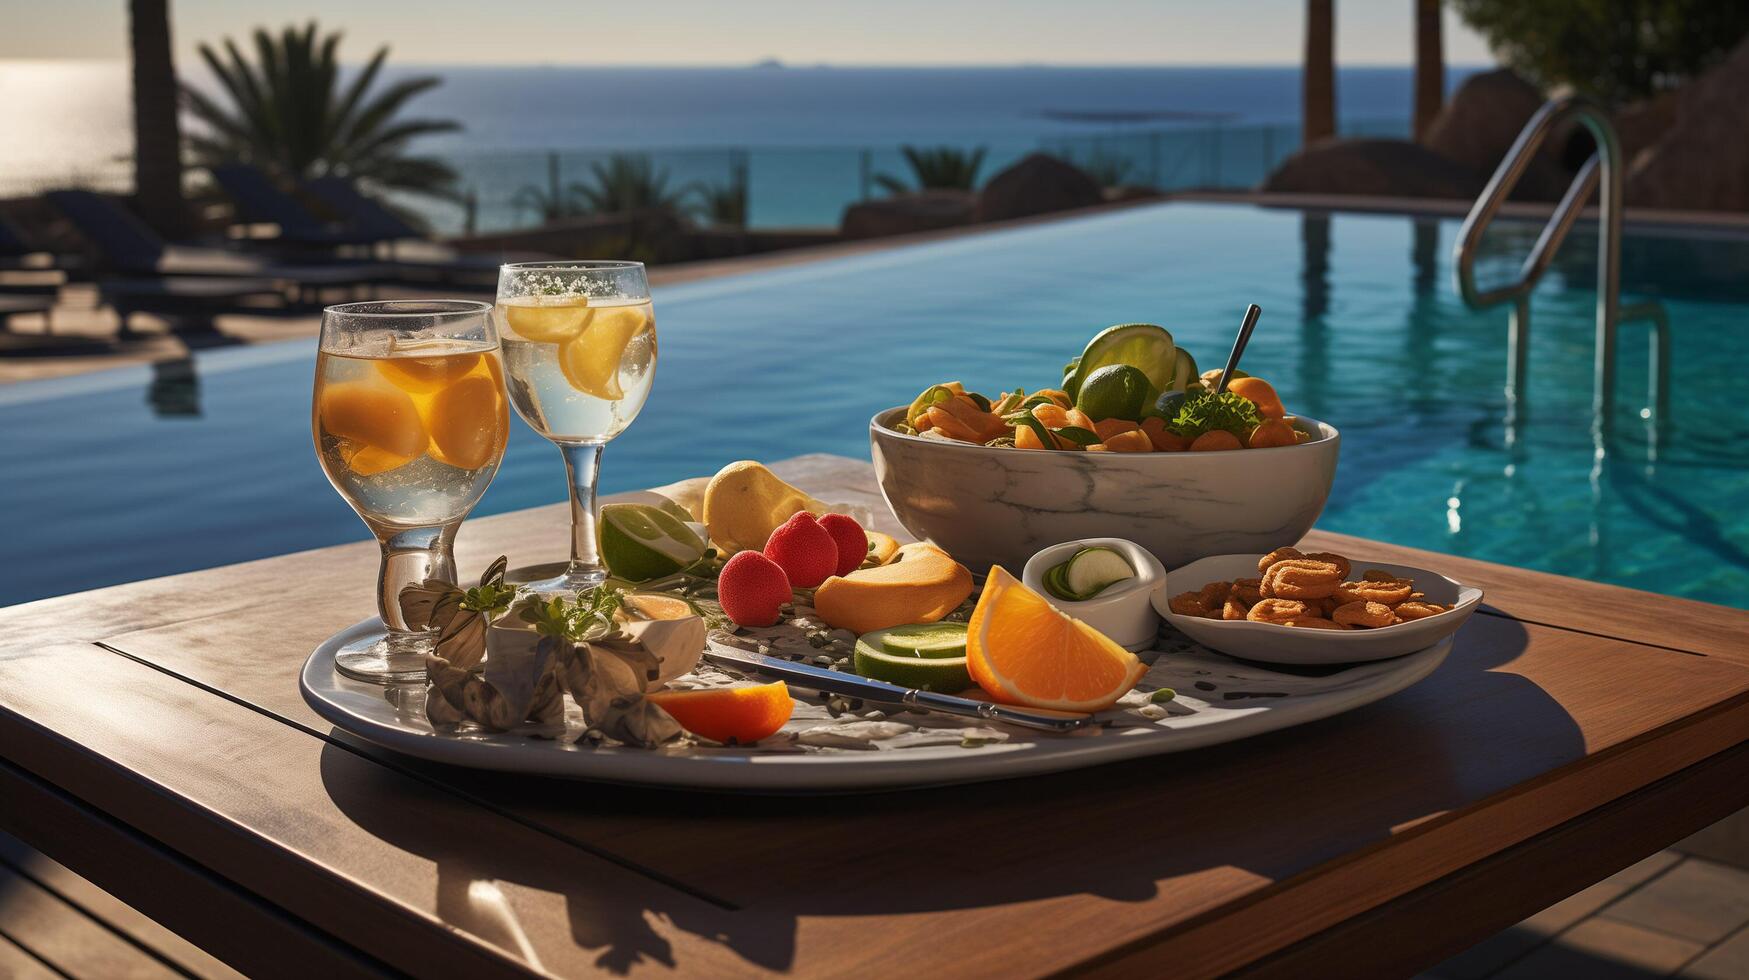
[512,153,578,223]
[567,155,686,215]
[129,0,188,234]
[875,146,987,194]
[688,153,749,228]
[182,22,461,199]
[1413,0,1445,141]
[1303,0,1336,144]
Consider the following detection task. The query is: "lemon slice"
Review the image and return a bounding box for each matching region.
[504,299,594,343]
[559,305,650,399]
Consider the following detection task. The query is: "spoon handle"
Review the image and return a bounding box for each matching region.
[1216,304,1262,394]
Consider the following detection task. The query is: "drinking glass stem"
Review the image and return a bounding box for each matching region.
[373,522,459,646]
[559,441,607,587]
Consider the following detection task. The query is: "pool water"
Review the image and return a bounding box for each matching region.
[5,202,1748,609]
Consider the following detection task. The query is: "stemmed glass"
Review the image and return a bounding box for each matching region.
[495,261,657,594]
[312,300,509,683]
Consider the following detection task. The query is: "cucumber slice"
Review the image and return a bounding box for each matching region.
[1044,562,1077,601]
[854,627,972,693]
[1063,547,1135,598]
[878,622,968,657]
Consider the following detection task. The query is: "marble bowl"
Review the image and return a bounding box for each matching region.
[869,406,1340,574]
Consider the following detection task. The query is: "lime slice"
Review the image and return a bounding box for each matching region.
[1171,349,1200,392]
[600,502,709,581]
[559,305,650,399]
[854,626,972,693]
[1076,363,1153,421]
[1068,324,1177,405]
[1063,547,1135,598]
[878,622,968,657]
[504,299,594,343]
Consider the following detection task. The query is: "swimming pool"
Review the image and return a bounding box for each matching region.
[5,201,1748,609]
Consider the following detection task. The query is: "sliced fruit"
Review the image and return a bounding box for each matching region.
[966,567,1146,712]
[503,298,594,343]
[1067,324,1177,406]
[558,304,651,399]
[1228,376,1286,418]
[646,681,794,744]
[1170,348,1200,392]
[878,622,969,657]
[814,542,973,635]
[600,502,710,582]
[854,626,972,693]
[377,348,482,393]
[426,373,508,470]
[1076,363,1154,421]
[623,593,697,621]
[700,460,831,553]
[864,531,900,566]
[319,382,428,458]
[1063,547,1135,597]
[345,445,415,476]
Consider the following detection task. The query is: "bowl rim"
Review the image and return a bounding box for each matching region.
[1157,555,1484,637]
[868,405,1339,458]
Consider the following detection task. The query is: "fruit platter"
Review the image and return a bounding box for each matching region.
[301,308,1473,791]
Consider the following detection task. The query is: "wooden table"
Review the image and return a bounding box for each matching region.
[2,454,1747,979]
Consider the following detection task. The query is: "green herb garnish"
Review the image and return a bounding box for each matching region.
[1149,688,1177,704]
[1166,390,1262,440]
[515,586,625,641]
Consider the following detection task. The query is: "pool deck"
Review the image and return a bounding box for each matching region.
[2,454,1748,978]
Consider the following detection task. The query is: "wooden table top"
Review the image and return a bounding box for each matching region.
[2,453,1747,979]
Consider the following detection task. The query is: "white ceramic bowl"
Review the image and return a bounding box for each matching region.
[1151,554,1483,665]
[870,406,1340,574]
[1020,538,1165,651]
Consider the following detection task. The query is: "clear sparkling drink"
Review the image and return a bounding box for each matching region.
[313,339,509,528]
[497,297,657,442]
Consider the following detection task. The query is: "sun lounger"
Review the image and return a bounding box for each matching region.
[207,164,381,248]
[45,190,386,302]
[303,176,544,285]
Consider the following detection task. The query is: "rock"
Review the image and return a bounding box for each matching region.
[840,190,975,239]
[1422,68,1571,200]
[973,153,1103,222]
[1260,139,1486,199]
[1627,35,1749,211]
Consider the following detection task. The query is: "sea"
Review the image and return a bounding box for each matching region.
[0,62,1483,229]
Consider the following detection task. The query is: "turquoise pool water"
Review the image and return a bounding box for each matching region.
[5,202,1747,608]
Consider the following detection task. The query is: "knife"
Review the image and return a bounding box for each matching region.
[703,641,1093,732]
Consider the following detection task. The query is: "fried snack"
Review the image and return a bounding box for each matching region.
[1168,591,1211,617]
[1231,577,1264,604]
[1362,569,1399,583]
[1303,552,1352,578]
[1261,559,1343,599]
[1333,577,1415,606]
[1246,598,1312,623]
[1222,595,1251,620]
[1392,601,1449,621]
[1257,547,1305,574]
[1283,617,1351,630]
[1199,580,1233,606]
[1333,600,1395,628]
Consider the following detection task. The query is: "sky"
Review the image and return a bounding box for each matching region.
[3,0,1494,66]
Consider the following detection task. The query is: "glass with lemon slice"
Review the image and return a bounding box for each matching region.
[313,300,509,684]
[496,260,657,594]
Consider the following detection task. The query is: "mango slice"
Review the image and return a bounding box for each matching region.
[700,461,832,554]
[427,373,508,470]
[504,299,593,344]
[378,351,482,393]
[814,543,974,635]
[319,382,428,458]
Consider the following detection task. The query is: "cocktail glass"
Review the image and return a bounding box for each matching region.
[313,300,509,683]
[495,261,657,594]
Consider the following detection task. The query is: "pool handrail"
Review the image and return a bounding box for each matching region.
[1452,96,1667,444]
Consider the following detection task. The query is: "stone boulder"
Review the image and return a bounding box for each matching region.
[1627,34,1749,211]
[840,190,976,239]
[1423,68,1571,200]
[972,154,1102,223]
[1260,139,1485,199]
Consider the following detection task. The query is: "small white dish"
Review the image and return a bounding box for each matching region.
[1151,553,1483,665]
[1022,538,1165,651]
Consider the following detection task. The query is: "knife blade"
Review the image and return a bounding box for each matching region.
[702,641,1093,733]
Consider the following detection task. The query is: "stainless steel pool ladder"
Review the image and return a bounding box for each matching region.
[1453,96,1670,442]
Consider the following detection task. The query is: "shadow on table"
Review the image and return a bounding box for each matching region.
[320,614,1580,974]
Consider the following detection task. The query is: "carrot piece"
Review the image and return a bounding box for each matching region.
[1065,407,1095,431]
[1188,430,1243,452]
[924,406,982,442]
[1229,377,1286,418]
[1141,417,1188,452]
[1092,418,1140,442]
[1032,404,1070,429]
[1104,429,1154,453]
[1035,388,1072,408]
[1015,424,1049,450]
[1245,418,1298,449]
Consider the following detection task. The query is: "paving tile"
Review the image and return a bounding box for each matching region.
[1606,850,1685,889]
[1493,919,1704,980]
[1678,807,1749,871]
[1681,925,1749,980]
[1431,876,1636,979]
[1602,858,1749,944]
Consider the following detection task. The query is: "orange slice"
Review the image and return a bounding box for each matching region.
[377,349,482,393]
[425,373,508,470]
[319,382,428,458]
[558,304,651,399]
[503,298,594,343]
[966,567,1146,712]
[646,681,794,745]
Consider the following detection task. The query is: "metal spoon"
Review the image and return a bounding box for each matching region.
[1215,304,1262,394]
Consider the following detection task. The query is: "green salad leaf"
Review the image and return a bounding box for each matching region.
[1166,390,1263,440]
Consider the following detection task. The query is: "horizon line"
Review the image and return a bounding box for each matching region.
[0,55,1498,71]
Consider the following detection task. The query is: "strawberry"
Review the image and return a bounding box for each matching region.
[717,551,792,627]
[818,513,869,577]
[762,512,839,589]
